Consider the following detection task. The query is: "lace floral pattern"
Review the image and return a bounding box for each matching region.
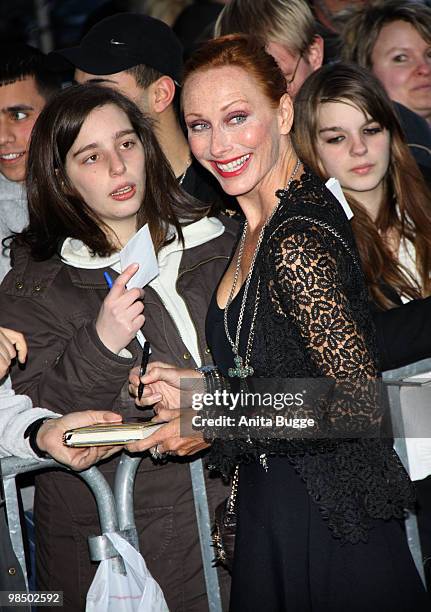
[208,168,414,544]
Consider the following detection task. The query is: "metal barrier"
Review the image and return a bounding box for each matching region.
[0,452,223,612]
[383,356,431,587]
[0,453,143,590]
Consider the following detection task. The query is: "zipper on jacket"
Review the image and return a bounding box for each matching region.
[155,291,202,368]
[150,255,231,367]
[176,255,230,282]
[175,256,231,366]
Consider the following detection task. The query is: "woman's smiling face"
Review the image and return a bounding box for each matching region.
[183,65,290,199]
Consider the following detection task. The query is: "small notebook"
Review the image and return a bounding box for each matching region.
[63,419,165,447]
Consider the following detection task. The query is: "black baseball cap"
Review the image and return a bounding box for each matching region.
[51,13,183,83]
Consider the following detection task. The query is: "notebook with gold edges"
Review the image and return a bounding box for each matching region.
[63,419,165,447]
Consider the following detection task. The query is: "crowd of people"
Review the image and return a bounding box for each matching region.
[1,1,431,610]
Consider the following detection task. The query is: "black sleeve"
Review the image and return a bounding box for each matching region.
[267,221,381,433]
[373,295,431,372]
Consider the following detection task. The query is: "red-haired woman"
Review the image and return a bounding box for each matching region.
[129,36,429,611]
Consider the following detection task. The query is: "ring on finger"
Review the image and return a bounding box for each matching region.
[150,444,167,460]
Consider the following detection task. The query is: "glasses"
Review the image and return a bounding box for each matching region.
[285,53,302,87]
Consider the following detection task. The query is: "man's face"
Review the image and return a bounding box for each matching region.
[0,76,46,182]
[266,40,323,98]
[75,69,151,114]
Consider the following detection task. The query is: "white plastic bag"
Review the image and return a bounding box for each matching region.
[86,532,169,612]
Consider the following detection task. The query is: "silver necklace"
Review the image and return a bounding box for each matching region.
[224,158,301,378]
[178,159,192,186]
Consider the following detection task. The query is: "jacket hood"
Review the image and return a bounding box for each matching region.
[61,216,225,270]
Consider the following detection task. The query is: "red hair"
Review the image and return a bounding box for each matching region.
[183,34,287,107]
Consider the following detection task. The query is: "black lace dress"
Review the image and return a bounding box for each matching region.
[206,169,429,612]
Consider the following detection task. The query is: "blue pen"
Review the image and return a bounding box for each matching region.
[103,270,147,349]
[103,271,114,289]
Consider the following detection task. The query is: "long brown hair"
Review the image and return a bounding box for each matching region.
[293,63,431,309]
[17,83,207,260]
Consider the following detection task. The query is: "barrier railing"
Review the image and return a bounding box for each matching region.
[0,454,144,587]
[382,357,431,588]
[0,452,223,611]
[3,362,431,604]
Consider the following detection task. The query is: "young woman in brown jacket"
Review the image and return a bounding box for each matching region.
[0,84,235,611]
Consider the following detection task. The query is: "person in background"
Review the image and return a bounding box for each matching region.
[82,0,192,33]
[215,0,431,168]
[0,43,61,558]
[308,0,369,33]
[294,62,431,309]
[293,61,431,586]
[341,0,431,162]
[306,0,371,62]
[173,0,229,53]
[215,0,324,99]
[52,12,235,214]
[145,0,194,27]
[0,83,233,611]
[0,43,60,280]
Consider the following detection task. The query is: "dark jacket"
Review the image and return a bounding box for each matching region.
[373,294,431,371]
[394,101,431,168]
[0,216,238,612]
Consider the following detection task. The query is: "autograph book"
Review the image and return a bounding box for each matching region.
[63,419,165,447]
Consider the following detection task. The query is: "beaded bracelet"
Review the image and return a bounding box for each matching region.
[195,366,230,443]
[195,365,230,395]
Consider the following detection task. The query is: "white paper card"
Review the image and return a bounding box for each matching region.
[119,224,159,289]
[325,177,354,220]
[399,381,431,481]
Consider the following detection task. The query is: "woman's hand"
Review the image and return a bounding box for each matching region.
[0,327,27,378]
[36,410,123,470]
[96,263,145,354]
[128,361,203,411]
[128,362,209,455]
[126,416,210,457]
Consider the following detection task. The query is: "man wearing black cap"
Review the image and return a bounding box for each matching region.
[53,12,233,212]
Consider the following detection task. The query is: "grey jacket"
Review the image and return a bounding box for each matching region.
[0,175,28,282]
[0,376,57,459]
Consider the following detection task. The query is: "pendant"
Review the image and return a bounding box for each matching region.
[228,355,254,378]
